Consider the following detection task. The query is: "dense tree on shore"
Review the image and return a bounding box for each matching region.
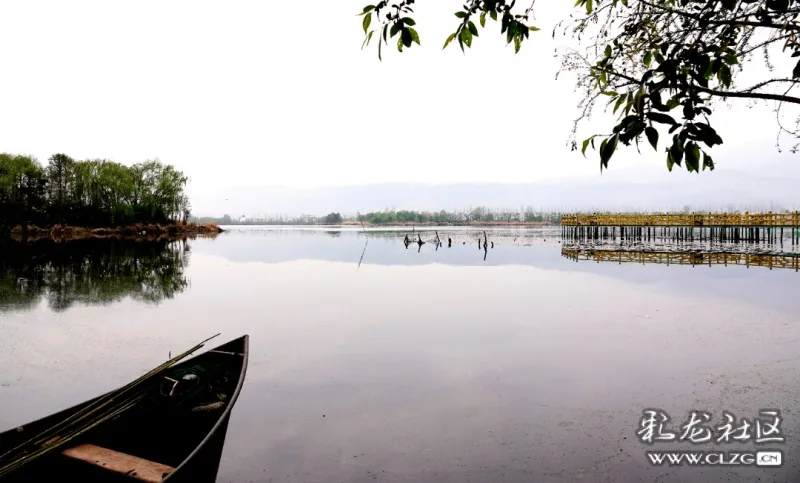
[324,212,344,224]
[360,207,561,223]
[0,153,190,233]
[358,0,800,172]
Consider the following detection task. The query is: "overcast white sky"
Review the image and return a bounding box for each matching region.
[0,0,796,199]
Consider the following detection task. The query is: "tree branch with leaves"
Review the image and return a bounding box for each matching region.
[359,1,421,60]
[358,0,800,173]
[359,0,540,58]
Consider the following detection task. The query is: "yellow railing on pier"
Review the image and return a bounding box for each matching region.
[561,248,800,271]
[560,213,800,227]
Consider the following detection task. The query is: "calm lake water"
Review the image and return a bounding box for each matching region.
[2,225,800,482]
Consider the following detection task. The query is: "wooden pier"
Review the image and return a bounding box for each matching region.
[561,248,800,271]
[560,212,800,244]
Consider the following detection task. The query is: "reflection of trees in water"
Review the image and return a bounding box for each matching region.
[0,238,190,312]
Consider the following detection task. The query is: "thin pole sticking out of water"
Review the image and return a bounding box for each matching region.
[357,210,368,271]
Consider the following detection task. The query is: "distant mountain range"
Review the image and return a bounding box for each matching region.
[190,160,800,217]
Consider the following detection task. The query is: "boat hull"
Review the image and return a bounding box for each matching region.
[0,335,249,483]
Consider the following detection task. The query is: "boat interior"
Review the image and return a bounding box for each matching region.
[0,337,247,483]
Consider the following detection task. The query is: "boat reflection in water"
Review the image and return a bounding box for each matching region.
[0,237,190,312]
[561,247,800,271]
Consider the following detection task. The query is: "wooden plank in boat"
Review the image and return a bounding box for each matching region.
[62,444,175,482]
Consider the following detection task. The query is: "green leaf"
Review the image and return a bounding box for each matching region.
[604,45,612,58]
[390,23,401,37]
[615,115,639,133]
[490,10,497,21]
[647,112,677,126]
[402,28,412,48]
[362,5,376,13]
[601,91,618,96]
[685,142,700,172]
[702,57,714,78]
[703,153,715,171]
[644,51,652,68]
[480,11,486,27]
[598,69,607,86]
[666,151,675,171]
[599,138,608,167]
[600,134,618,169]
[468,21,479,36]
[363,13,372,33]
[574,0,584,6]
[529,25,540,32]
[514,33,522,53]
[694,122,723,147]
[455,11,467,18]
[634,89,647,113]
[624,92,633,116]
[666,97,680,110]
[581,137,592,157]
[443,32,457,49]
[461,27,473,48]
[670,137,684,165]
[397,35,404,52]
[402,17,416,26]
[613,95,626,114]
[645,126,658,151]
[361,30,374,49]
[586,0,593,13]
[408,27,420,45]
[719,64,732,87]
[793,59,800,78]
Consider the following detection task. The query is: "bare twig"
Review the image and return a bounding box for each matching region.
[357,210,368,271]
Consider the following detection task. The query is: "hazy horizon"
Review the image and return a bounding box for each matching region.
[190,160,800,218]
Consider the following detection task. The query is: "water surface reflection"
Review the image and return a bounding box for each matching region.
[0,238,189,312]
[562,247,800,271]
[2,227,800,483]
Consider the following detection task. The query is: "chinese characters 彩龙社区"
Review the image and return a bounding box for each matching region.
[636,409,786,445]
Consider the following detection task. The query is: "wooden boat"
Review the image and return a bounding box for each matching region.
[0,334,249,483]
